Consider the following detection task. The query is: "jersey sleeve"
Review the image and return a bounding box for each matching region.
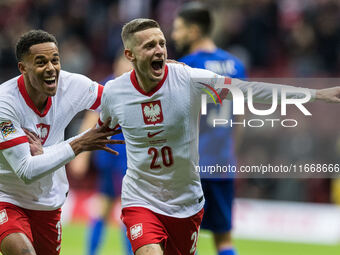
[98,82,119,130]
[0,106,28,150]
[2,141,74,184]
[189,66,229,104]
[189,66,316,104]
[225,78,316,104]
[66,73,104,112]
[0,102,75,184]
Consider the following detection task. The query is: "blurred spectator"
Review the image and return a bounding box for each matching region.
[60,35,93,74]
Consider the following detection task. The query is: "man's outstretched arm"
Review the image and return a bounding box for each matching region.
[315,87,340,103]
[2,118,123,184]
[228,78,340,104]
[189,67,340,104]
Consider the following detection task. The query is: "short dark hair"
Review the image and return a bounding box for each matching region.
[121,18,160,47]
[15,30,58,61]
[177,2,212,36]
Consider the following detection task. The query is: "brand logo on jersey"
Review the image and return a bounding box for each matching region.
[141,100,163,125]
[36,123,50,145]
[130,223,143,240]
[0,120,16,139]
[0,209,8,225]
[147,130,164,138]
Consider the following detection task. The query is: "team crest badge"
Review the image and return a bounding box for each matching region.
[141,100,163,125]
[0,209,8,225]
[0,120,16,139]
[130,223,143,240]
[36,123,50,145]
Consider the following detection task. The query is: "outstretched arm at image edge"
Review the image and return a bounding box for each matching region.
[225,78,317,103]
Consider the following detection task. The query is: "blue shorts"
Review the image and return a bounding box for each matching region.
[94,162,124,198]
[92,133,127,198]
[200,179,234,233]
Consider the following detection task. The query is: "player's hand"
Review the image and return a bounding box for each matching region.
[316,87,340,103]
[70,118,124,156]
[23,129,43,156]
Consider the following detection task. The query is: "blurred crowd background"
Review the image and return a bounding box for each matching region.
[1,0,340,204]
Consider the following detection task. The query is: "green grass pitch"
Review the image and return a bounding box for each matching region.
[60,223,340,255]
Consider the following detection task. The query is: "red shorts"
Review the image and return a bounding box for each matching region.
[0,202,62,255]
[121,207,204,255]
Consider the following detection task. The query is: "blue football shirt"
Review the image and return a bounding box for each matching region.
[179,49,246,179]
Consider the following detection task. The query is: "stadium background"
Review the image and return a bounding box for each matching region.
[1,0,340,254]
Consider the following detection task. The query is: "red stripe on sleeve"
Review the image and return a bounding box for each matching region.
[224,77,232,84]
[0,136,28,150]
[97,118,104,126]
[90,84,104,110]
[219,77,231,101]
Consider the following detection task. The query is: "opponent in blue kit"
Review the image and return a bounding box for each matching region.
[172,3,246,255]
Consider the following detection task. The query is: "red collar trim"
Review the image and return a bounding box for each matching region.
[130,65,168,97]
[17,75,52,117]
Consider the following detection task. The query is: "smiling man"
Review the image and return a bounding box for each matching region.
[100,18,340,255]
[0,30,123,255]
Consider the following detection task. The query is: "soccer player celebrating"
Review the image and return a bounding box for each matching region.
[99,19,340,255]
[0,30,123,255]
[171,3,244,255]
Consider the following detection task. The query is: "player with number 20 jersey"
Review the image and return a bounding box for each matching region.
[99,61,311,254]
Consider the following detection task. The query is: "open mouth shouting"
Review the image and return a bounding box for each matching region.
[151,59,164,77]
[44,77,56,86]
[43,76,58,92]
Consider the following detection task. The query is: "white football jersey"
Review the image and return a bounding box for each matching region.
[0,70,103,210]
[100,63,227,218]
[100,63,315,218]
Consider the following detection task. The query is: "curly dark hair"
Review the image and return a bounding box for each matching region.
[15,30,58,61]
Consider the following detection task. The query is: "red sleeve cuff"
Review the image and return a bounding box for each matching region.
[0,136,28,150]
[90,84,104,110]
[97,118,103,126]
